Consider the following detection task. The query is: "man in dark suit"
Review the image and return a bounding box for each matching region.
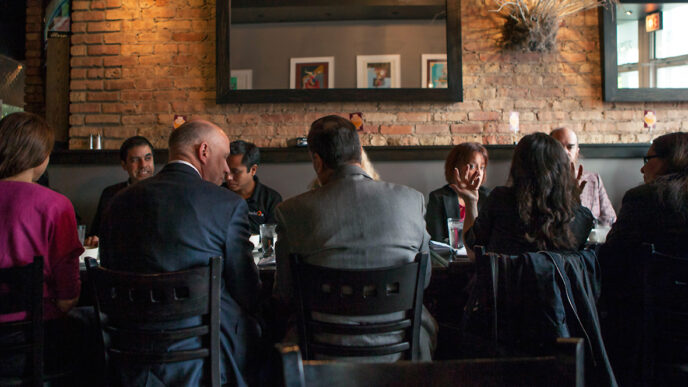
[85,136,155,247]
[100,120,262,386]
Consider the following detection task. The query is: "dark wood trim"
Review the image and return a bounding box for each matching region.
[49,144,650,165]
[215,0,462,103]
[600,1,688,102]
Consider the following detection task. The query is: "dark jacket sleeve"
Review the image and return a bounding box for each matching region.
[425,189,447,242]
[223,199,262,312]
[465,187,499,250]
[89,190,109,237]
[264,190,283,225]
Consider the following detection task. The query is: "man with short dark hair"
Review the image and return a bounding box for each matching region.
[274,115,436,361]
[223,140,282,234]
[100,120,262,386]
[86,136,155,246]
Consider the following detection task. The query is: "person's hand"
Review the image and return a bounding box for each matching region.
[449,166,480,203]
[84,235,99,248]
[572,163,587,191]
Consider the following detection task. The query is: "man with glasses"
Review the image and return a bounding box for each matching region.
[551,127,616,226]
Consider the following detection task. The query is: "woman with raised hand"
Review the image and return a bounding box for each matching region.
[425,142,490,243]
[456,133,593,259]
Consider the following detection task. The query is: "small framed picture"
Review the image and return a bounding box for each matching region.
[356,54,401,89]
[290,57,335,89]
[230,69,253,90]
[421,54,447,88]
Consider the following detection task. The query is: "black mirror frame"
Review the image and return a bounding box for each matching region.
[600,0,688,102]
[215,0,463,104]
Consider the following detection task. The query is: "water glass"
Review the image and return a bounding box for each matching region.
[77,225,86,245]
[447,218,464,250]
[259,224,277,259]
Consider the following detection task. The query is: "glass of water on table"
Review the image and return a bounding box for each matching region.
[446,218,464,260]
[259,223,277,260]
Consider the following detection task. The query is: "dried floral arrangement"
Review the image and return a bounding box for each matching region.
[490,0,617,52]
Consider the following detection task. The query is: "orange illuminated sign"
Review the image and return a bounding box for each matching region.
[646,12,662,32]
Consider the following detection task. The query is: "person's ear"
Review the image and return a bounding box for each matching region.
[120,160,127,171]
[312,153,324,175]
[249,164,258,176]
[197,142,210,164]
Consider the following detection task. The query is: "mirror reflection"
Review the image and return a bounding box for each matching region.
[229,4,447,90]
[616,2,688,88]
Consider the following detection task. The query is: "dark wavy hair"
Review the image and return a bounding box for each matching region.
[308,115,361,169]
[444,142,488,184]
[651,132,688,220]
[509,133,581,251]
[0,112,54,179]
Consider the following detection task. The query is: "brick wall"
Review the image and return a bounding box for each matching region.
[24,0,44,116]
[32,0,688,149]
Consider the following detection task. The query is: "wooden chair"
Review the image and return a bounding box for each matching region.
[641,243,688,385]
[290,252,428,360]
[0,256,44,387]
[86,256,222,387]
[277,338,584,387]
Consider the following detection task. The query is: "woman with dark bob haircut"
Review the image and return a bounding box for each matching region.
[425,142,490,242]
[0,112,85,378]
[456,133,593,258]
[599,132,688,385]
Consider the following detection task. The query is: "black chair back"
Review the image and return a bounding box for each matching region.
[641,243,688,385]
[277,338,584,387]
[0,256,44,387]
[86,256,222,387]
[290,252,428,360]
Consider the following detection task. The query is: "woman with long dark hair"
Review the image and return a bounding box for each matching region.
[457,132,594,257]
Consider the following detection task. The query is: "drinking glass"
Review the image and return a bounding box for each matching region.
[77,225,86,245]
[447,218,464,250]
[259,224,277,259]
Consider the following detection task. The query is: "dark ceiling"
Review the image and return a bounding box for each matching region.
[0,0,27,61]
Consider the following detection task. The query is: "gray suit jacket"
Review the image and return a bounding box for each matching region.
[273,164,435,360]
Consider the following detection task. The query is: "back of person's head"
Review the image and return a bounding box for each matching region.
[652,132,688,220]
[652,132,688,174]
[119,136,154,162]
[308,115,361,169]
[0,112,54,179]
[509,132,580,251]
[444,142,488,184]
[169,120,216,157]
[230,140,260,168]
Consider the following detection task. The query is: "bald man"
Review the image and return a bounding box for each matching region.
[100,120,262,387]
[551,127,616,226]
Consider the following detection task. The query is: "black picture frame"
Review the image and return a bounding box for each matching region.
[600,0,688,102]
[216,0,462,103]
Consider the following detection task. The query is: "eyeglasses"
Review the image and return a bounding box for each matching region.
[643,155,662,164]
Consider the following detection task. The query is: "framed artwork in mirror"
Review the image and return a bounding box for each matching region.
[421,54,448,88]
[230,69,253,90]
[216,0,463,103]
[356,55,400,88]
[600,0,688,101]
[290,57,335,89]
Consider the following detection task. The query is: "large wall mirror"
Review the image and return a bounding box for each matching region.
[216,0,462,103]
[601,0,688,101]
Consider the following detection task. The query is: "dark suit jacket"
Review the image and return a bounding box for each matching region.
[89,181,128,237]
[425,184,490,242]
[598,182,688,386]
[100,162,262,387]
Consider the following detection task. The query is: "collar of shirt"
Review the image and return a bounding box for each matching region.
[167,160,201,178]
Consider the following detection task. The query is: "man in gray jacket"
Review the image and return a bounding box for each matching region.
[273,115,436,360]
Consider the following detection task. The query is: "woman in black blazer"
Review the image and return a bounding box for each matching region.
[426,142,490,242]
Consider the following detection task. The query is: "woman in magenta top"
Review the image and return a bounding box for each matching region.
[0,112,83,323]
